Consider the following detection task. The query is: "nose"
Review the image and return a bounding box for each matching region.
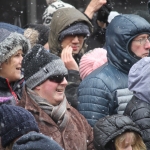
[61,77,68,85]
[145,40,150,48]
[72,36,79,43]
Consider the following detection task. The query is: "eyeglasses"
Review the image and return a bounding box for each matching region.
[133,36,150,45]
[48,74,68,83]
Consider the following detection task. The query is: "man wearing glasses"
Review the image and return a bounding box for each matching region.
[18,44,94,150]
[77,14,150,127]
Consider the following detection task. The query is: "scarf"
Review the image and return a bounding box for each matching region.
[27,87,69,131]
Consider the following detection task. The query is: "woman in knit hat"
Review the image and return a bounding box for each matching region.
[0,28,30,105]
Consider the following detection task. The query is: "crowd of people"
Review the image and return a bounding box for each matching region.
[0,0,150,149]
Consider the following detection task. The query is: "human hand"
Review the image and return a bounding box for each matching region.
[84,0,107,19]
[97,0,113,23]
[61,45,79,71]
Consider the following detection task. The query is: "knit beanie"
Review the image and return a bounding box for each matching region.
[42,1,74,26]
[12,131,63,150]
[58,22,90,42]
[79,48,107,80]
[0,28,30,64]
[22,44,68,89]
[0,22,24,34]
[24,24,50,46]
[0,104,39,148]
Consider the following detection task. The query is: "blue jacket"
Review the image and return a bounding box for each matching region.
[77,14,150,127]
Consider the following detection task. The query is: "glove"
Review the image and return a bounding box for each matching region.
[97,0,113,23]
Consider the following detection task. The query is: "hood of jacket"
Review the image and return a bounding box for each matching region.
[93,115,141,150]
[105,14,150,74]
[49,7,93,57]
[128,57,150,104]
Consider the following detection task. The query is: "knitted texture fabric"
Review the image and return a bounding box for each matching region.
[79,48,107,80]
[58,22,90,42]
[42,1,74,26]
[0,28,30,64]
[0,104,39,148]
[22,44,68,89]
[25,24,50,46]
[12,131,63,150]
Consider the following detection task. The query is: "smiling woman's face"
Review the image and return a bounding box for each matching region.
[0,50,23,82]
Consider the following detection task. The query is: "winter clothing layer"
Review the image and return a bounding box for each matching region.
[79,48,107,80]
[124,97,150,149]
[18,89,94,150]
[124,57,150,149]
[0,104,39,148]
[49,7,92,56]
[0,28,30,64]
[77,14,150,127]
[12,131,63,150]
[0,22,24,34]
[94,114,141,150]
[22,44,68,89]
[0,76,24,105]
[128,57,150,104]
[59,22,90,42]
[49,7,92,108]
[42,1,74,26]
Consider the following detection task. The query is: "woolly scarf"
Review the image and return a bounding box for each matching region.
[27,87,69,131]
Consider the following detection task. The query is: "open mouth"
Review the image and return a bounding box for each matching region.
[56,89,64,92]
[16,67,21,70]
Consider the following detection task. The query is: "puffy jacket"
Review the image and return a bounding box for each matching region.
[77,14,150,127]
[124,57,150,149]
[94,114,141,150]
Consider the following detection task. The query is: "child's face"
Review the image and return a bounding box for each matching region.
[116,132,135,150]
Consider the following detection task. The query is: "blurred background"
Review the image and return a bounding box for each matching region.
[0,0,149,27]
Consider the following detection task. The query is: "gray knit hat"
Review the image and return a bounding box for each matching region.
[0,28,30,64]
[22,44,68,89]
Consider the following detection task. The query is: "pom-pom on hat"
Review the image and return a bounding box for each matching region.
[0,28,30,64]
[22,44,68,89]
[0,104,39,148]
[79,48,107,80]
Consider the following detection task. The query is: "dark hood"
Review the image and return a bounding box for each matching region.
[94,115,141,150]
[105,14,150,74]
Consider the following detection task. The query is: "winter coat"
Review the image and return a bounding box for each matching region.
[49,7,93,108]
[0,77,24,150]
[77,14,150,127]
[0,76,24,105]
[17,89,94,150]
[123,57,150,149]
[124,97,150,149]
[94,114,141,150]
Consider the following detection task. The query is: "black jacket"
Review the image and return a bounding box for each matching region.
[0,76,24,105]
[94,114,141,150]
[124,96,150,149]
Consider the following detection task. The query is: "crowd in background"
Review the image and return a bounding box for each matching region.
[0,0,150,150]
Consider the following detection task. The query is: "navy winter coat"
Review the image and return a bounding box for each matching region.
[77,14,150,127]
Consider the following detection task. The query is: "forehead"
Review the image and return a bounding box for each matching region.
[134,34,150,39]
